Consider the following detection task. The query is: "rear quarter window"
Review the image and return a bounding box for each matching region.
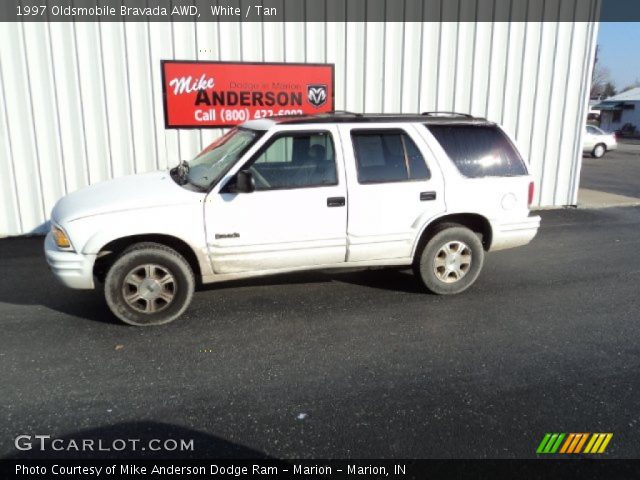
[426,125,528,178]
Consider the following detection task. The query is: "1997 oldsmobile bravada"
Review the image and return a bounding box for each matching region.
[45,113,540,326]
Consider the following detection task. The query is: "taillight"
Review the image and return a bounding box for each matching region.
[528,181,534,206]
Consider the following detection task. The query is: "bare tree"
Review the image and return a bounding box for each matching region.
[590,45,612,99]
[603,82,617,98]
[621,79,640,93]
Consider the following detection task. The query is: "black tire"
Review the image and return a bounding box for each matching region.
[104,242,195,326]
[414,225,484,295]
[591,143,606,158]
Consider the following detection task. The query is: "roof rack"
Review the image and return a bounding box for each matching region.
[267,112,490,125]
[421,111,474,118]
[329,110,363,116]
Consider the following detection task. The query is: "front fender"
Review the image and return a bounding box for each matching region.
[65,204,212,276]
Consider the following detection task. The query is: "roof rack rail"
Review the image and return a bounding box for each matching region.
[330,110,363,116]
[421,111,474,118]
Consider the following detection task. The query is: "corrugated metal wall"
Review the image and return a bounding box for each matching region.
[0,1,599,236]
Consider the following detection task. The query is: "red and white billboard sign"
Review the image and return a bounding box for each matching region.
[161,61,335,128]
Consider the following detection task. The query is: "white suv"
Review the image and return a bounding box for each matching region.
[45,113,540,326]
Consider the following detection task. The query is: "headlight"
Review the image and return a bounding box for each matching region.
[51,225,73,250]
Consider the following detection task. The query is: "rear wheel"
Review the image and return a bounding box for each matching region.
[104,242,195,326]
[592,143,606,158]
[414,226,484,295]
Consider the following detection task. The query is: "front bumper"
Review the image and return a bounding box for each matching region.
[44,232,96,289]
[489,215,541,252]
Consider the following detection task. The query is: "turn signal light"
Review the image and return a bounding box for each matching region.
[52,225,72,249]
[528,181,535,206]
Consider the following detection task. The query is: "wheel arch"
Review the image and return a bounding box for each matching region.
[92,234,203,284]
[412,213,493,262]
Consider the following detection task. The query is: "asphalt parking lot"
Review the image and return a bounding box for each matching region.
[580,140,640,199]
[1,206,640,459]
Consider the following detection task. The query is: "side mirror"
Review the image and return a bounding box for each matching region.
[235,170,255,193]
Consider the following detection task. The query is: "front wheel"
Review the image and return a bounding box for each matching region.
[104,242,195,326]
[414,226,485,295]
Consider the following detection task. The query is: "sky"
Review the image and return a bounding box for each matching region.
[597,22,640,90]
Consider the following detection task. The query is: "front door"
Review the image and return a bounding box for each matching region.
[205,127,347,275]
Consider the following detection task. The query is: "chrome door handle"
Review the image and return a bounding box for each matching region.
[420,191,436,201]
[327,197,346,207]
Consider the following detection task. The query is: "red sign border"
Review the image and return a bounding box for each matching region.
[161,60,336,129]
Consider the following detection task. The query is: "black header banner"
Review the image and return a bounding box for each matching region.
[1,0,639,23]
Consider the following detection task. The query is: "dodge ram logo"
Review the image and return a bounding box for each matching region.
[307,84,327,108]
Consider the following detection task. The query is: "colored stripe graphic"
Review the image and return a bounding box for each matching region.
[584,433,614,454]
[559,434,575,454]
[567,433,582,453]
[537,433,565,454]
[538,433,613,454]
[584,434,598,453]
[574,433,589,453]
[536,433,552,454]
[598,433,614,453]
[550,433,565,453]
[543,434,558,453]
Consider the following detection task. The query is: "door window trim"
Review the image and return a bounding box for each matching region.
[350,128,432,185]
[232,129,339,192]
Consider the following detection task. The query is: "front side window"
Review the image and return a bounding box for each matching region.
[351,130,430,184]
[187,128,260,189]
[247,131,337,190]
[427,125,528,178]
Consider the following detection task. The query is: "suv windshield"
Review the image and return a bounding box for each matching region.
[186,128,259,189]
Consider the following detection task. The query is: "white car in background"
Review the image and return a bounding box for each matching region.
[583,125,617,158]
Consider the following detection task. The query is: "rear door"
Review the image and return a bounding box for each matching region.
[338,123,446,262]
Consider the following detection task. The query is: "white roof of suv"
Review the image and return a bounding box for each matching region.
[242,112,493,130]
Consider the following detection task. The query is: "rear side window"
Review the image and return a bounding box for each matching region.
[427,125,527,178]
[351,130,430,184]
